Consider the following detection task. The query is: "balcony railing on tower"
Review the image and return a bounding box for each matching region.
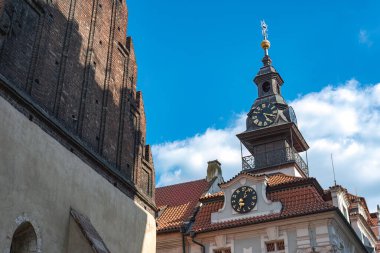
[242,147,309,176]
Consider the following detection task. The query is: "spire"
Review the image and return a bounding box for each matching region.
[260,20,272,66]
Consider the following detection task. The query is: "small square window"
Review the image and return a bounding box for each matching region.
[266,242,275,252]
[265,240,285,253]
[277,241,285,250]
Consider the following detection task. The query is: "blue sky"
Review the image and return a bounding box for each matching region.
[128,0,379,143]
[126,0,380,210]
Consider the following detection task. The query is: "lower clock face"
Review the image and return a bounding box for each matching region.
[251,102,278,127]
[231,186,257,213]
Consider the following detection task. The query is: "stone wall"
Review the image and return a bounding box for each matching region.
[0,95,156,252]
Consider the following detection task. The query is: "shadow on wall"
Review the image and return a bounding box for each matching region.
[0,0,155,198]
[0,0,149,251]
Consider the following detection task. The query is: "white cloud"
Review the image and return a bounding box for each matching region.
[153,114,245,186]
[152,79,380,211]
[359,29,373,47]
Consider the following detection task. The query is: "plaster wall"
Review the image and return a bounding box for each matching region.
[157,232,182,253]
[286,229,297,252]
[350,219,377,249]
[327,217,377,253]
[66,217,94,253]
[330,190,350,222]
[262,166,302,178]
[233,236,260,253]
[0,96,156,253]
[183,214,368,253]
[328,221,356,252]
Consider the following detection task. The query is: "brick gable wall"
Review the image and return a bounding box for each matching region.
[0,0,155,210]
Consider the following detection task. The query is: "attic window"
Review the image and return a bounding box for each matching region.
[266,240,285,252]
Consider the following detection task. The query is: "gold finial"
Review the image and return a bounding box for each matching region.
[260,20,270,54]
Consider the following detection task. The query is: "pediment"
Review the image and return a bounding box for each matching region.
[211,173,282,223]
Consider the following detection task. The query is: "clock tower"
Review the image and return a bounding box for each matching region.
[237,21,309,177]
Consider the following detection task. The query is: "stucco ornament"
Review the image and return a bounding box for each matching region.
[215,235,227,248]
[330,226,344,253]
[243,247,252,253]
[266,226,279,240]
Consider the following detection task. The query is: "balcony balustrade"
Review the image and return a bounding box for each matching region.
[242,147,309,176]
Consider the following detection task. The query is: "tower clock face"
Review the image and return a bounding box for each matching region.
[231,186,257,214]
[251,102,278,127]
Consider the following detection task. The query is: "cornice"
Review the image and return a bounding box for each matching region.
[0,74,157,213]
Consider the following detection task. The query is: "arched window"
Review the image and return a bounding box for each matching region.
[10,222,38,253]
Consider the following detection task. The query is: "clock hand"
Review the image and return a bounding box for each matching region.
[263,114,272,122]
[263,113,275,117]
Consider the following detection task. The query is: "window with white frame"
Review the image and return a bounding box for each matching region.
[265,240,285,253]
[213,248,231,253]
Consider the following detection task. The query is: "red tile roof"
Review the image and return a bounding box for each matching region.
[222,171,316,189]
[156,173,335,234]
[156,179,212,232]
[346,193,377,227]
[192,184,334,233]
[200,191,225,202]
[267,173,306,186]
[370,212,379,226]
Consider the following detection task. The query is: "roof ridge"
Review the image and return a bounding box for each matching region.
[221,171,267,185]
[200,191,225,203]
[156,178,207,189]
[267,177,326,198]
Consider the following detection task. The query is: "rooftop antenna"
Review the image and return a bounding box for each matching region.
[330,153,337,186]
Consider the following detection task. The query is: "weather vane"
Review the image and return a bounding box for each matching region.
[261,20,268,40]
[260,20,271,62]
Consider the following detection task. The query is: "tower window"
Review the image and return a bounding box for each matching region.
[262,82,270,93]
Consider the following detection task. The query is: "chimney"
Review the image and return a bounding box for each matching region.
[206,160,222,182]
